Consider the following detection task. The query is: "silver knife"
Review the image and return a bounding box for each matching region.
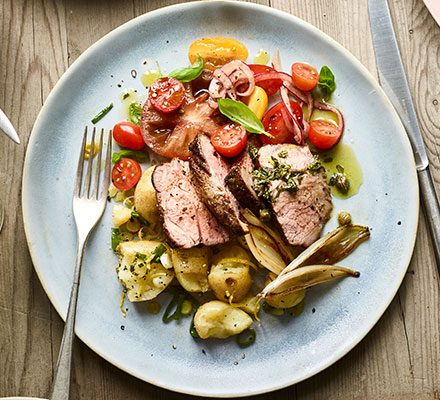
[368,0,440,269]
[0,108,20,144]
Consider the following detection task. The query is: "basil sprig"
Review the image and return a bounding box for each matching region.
[316,66,336,100]
[128,102,142,126]
[112,150,148,164]
[168,56,204,83]
[217,98,272,138]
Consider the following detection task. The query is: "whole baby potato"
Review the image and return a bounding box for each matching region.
[208,245,252,303]
[134,166,159,225]
[194,300,252,339]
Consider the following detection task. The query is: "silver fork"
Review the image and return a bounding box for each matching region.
[49,127,112,400]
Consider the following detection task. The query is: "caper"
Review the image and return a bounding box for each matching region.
[338,211,352,226]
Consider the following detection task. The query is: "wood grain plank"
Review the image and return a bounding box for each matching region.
[0,0,68,397]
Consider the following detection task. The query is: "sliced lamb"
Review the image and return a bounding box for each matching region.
[225,149,263,215]
[256,144,332,247]
[152,158,230,248]
[189,134,245,234]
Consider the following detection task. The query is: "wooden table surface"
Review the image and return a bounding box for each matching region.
[1,0,439,399]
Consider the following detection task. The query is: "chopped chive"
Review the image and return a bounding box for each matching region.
[91,103,113,124]
[236,328,256,348]
[111,228,121,251]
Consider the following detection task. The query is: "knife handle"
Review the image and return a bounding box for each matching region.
[418,167,440,272]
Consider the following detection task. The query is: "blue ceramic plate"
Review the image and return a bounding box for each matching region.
[23,1,418,397]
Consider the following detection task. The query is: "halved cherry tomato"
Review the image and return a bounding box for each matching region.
[112,158,142,191]
[261,101,303,145]
[211,123,247,158]
[291,63,319,92]
[113,121,144,150]
[248,64,283,96]
[149,77,185,113]
[308,119,341,150]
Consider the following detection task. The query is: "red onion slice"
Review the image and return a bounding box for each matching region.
[280,86,303,145]
[313,101,345,135]
[255,71,294,86]
[271,48,282,71]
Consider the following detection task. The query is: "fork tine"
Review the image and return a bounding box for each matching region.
[100,129,113,199]
[74,127,88,197]
[92,129,104,199]
[84,127,96,198]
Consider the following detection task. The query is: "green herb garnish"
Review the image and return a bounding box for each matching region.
[236,328,256,348]
[308,157,322,171]
[169,56,204,83]
[151,244,167,263]
[91,103,113,124]
[135,252,148,261]
[128,102,142,126]
[131,210,149,226]
[252,157,304,201]
[112,150,148,164]
[278,150,288,158]
[218,98,272,137]
[248,144,258,160]
[316,66,336,101]
[259,208,271,222]
[190,315,200,338]
[162,292,186,323]
[111,228,121,251]
[329,165,350,194]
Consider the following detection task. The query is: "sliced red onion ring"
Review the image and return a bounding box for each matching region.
[271,48,282,72]
[282,81,309,104]
[255,71,294,86]
[208,60,255,101]
[280,86,303,145]
[313,101,345,135]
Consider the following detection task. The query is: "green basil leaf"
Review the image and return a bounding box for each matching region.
[112,150,148,164]
[217,98,273,138]
[128,102,142,126]
[151,243,167,263]
[317,66,336,100]
[168,56,204,83]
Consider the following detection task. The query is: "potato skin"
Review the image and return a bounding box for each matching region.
[208,245,252,302]
[265,288,306,309]
[194,300,253,339]
[171,247,210,293]
[134,166,159,225]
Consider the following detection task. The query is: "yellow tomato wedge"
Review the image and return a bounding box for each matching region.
[243,86,268,120]
[188,37,248,71]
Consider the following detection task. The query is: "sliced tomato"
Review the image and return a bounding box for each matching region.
[308,119,341,150]
[149,77,185,113]
[112,158,142,191]
[113,121,144,150]
[211,123,247,158]
[248,64,283,96]
[291,63,319,92]
[261,101,303,145]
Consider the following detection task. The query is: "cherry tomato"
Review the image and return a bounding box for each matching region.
[291,63,319,92]
[248,64,283,96]
[211,123,247,158]
[149,77,185,113]
[261,101,303,145]
[308,119,341,150]
[112,158,142,191]
[113,121,144,150]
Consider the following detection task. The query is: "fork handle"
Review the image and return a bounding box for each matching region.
[49,238,86,400]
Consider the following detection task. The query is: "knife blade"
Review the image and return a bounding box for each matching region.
[368,0,440,269]
[0,108,20,144]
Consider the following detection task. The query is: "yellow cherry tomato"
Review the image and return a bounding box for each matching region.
[188,37,248,71]
[243,86,268,120]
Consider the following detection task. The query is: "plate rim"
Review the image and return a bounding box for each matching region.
[22,0,419,397]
